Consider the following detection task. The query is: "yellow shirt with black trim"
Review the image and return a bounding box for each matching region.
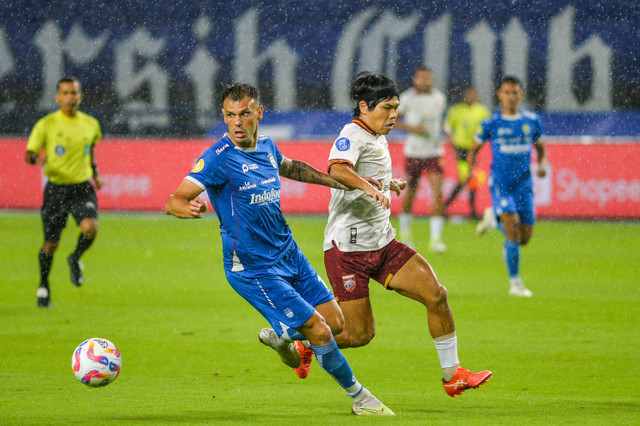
[445,102,491,149]
[27,110,101,184]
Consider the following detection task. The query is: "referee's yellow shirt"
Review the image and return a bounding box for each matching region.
[27,110,101,185]
[445,102,491,150]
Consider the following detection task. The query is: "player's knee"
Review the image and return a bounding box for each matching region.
[304,317,334,346]
[323,310,344,337]
[337,322,375,348]
[424,282,448,309]
[348,329,375,347]
[43,241,59,255]
[435,283,448,304]
[82,220,99,238]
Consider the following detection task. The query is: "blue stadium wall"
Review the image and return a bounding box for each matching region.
[0,0,638,136]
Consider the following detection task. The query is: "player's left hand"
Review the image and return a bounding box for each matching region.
[390,178,407,195]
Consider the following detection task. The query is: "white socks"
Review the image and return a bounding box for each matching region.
[430,216,445,241]
[399,213,411,236]
[434,332,459,381]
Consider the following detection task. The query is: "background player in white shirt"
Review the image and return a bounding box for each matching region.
[323,72,491,398]
[395,66,448,252]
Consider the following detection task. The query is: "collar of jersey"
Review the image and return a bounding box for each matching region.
[500,111,523,121]
[223,133,258,152]
[351,118,377,136]
[57,110,80,121]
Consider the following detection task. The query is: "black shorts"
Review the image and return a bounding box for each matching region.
[41,181,98,242]
[453,146,469,162]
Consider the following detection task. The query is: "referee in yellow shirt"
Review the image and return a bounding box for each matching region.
[443,87,490,219]
[25,77,102,307]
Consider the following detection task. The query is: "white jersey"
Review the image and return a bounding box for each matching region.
[398,87,446,159]
[323,119,396,252]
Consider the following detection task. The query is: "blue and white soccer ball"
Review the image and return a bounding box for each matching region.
[72,338,121,387]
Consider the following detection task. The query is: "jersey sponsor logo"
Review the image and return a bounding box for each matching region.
[342,274,356,292]
[191,158,204,173]
[335,137,350,151]
[249,188,280,205]
[215,143,230,155]
[239,181,257,191]
[54,145,66,156]
[242,163,259,173]
[499,143,530,154]
[268,154,277,168]
[261,177,276,185]
[497,127,513,136]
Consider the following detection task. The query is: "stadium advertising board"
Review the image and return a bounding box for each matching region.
[1,138,638,219]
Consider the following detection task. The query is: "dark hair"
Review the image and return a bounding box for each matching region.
[57,76,81,91]
[220,83,259,106]
[498,75,523,90]
[350,72,399,117]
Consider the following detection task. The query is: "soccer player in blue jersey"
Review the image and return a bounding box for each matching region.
[165,83,393,416]
[467,76,548,297]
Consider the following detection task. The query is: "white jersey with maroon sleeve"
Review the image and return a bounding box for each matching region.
[323,119,396,252]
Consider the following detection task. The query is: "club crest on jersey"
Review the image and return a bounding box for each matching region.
[191,159,204,173]
[54,145,66,156]
[268,154,277,168]
[335,137,350,151]
[342,274,356,292]
[522,124,531,135]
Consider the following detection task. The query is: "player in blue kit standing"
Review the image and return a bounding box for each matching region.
[467,76,547,297]
[165,83,393,416]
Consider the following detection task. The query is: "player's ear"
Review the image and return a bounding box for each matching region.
[257,105,264,120]
[358,100,368,116]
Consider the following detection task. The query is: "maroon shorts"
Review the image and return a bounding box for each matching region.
[405,157,443,187]
[324,239,417,302]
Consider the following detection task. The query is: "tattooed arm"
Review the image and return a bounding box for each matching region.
[279,157,349,190]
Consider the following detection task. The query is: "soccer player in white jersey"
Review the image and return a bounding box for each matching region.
[323,72,491,397]
[468,76,547,297]
[165,83,393,415]
[395,66,448,252]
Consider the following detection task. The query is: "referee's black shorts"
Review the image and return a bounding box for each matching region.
[453,146,469,161]
[41,181,98,242]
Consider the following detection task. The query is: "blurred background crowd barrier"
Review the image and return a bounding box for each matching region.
[1,1,638,218]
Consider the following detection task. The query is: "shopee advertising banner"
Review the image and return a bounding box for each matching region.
[1,138,639,219]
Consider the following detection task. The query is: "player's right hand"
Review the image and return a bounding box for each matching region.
[189,197,207,218]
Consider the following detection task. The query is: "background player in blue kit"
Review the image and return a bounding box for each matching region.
[165,83,393,416]
[467,76,548,297]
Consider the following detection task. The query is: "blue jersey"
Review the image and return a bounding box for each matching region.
[186,135,293,271]
[474,109,544,187]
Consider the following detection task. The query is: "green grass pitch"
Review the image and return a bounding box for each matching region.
[1,211,638,424]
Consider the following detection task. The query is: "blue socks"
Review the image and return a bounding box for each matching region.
[311,338,362,395]
[503,239,520,278]
[281,328,305,342]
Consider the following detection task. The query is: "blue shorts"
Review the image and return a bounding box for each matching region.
[225,242,334,336]
[489,178,535,226]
